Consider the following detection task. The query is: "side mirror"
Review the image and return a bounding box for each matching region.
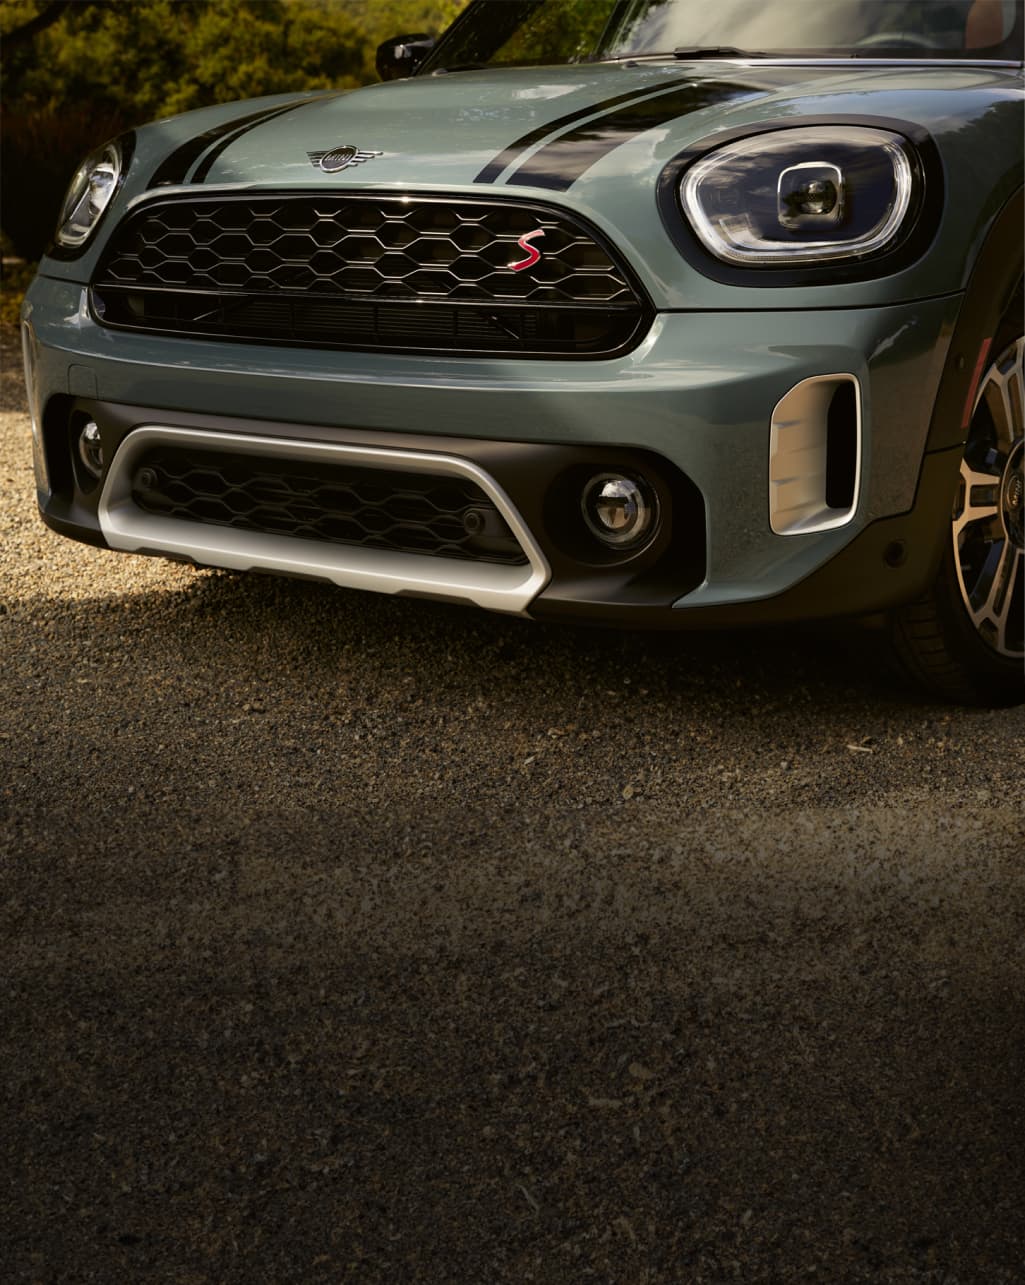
[376,33,436,81]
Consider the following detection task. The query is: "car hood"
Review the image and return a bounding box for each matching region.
[134,60,1017,196]
[50,59,1019,313]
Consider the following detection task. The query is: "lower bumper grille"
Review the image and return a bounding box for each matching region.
[129,446,528,565]
[97,426,549,614]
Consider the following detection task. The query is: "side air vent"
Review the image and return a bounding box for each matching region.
[769,374,862,536]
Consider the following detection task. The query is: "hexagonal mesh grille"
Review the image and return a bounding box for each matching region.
[129,447,528,565]
[92,193,648,357]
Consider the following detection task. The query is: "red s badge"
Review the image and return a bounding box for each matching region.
[509,229,545,272]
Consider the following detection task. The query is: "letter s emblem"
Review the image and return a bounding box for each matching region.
[509,229,544,272]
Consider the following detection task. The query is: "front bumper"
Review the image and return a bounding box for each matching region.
[23,272,963,625]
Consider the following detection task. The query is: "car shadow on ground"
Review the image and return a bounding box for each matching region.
[70,560,921,716]
[4,563,1023,1282]
[3,559,1001,854]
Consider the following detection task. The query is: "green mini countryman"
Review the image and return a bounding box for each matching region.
[21,0,1024,704]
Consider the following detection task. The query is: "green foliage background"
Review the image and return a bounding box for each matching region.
[0,0,463,262]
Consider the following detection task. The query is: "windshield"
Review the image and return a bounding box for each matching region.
[423,0,1023,69]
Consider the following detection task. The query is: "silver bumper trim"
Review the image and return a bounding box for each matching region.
[98,426,550,614]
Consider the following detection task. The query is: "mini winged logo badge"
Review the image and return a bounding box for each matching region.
[307,145,382,174]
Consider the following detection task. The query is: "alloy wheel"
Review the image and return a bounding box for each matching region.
[953,335,1025,659]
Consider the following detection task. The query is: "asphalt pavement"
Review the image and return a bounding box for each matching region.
[2,333,1023,1283]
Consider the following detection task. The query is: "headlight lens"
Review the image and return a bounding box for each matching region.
[55,140,123,249]
[680,126,916,266]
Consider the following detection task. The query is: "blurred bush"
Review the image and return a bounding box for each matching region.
[1,259,36,328]
[1,0,461,262]
[1,106,132,261]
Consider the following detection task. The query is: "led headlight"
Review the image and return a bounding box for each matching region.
[55,140,124,250]
[680,126,916,266]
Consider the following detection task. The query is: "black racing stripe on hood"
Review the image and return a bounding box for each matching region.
[473,77,694,184]
[149,103,299,188]
[190,93,342,183]
[505,79,761,191]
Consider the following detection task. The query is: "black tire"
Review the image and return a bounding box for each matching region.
[888,301,1024,707]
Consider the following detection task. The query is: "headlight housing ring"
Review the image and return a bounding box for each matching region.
[681,125,916,267]
[658,116,939,286]
[54,136,130,253]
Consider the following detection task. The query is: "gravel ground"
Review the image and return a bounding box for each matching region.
[1,331,1023,1283]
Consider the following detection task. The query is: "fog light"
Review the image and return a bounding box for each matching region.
[78,420,104,477]
[581,474,656,548]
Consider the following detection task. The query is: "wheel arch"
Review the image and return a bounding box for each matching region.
[925,185,1024,454]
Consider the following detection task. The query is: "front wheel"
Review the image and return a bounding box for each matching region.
[889,324,1024,706]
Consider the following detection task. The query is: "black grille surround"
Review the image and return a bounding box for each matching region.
[129,445,529,565]
[91,192,652,359]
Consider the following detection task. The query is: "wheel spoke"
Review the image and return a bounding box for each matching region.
[954,506,1001,540]
[980,337,1025,451]
[1009,336,1025,432]
[968,538,1018,649]
[961,460,1002,489]
[954,460,1001,537]
[993,546,1023,655]
[986,378,1015,449]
